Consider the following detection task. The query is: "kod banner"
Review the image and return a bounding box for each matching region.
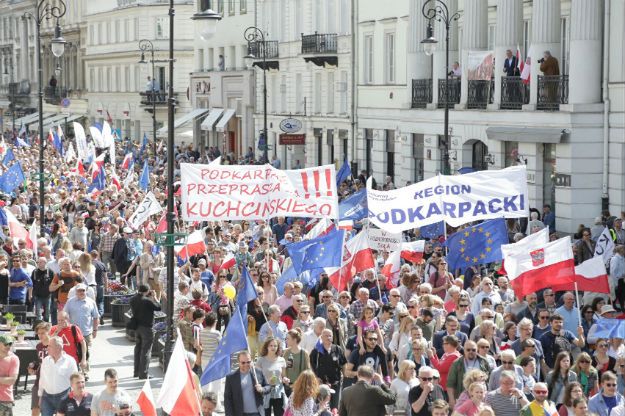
[181,163,339,221]
[367,165,528,233]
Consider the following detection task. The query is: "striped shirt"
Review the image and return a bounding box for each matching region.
[485,389,527,416]
[199,328,221,368]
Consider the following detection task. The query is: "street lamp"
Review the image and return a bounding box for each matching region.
[421,0,459,175]
[24,0,66,238]
[138,39,158,155]
[244,26,268,163]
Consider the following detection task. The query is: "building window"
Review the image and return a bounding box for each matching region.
[124,66,130,92]
[384,32,395,84]
[199,0,211,12]
[364,34,373,84]
[365,129,373,175]
[504,141,519,168]
[240,0,247,13]
[295,73,303,114]
[487,24,495,51]
[386,130,395,179]
[228,0,235,15]
[156,17,169,39]
[217,0,224,14]
[412,134,424,183]
[560,17,570,75]
[339,70,348,114]
[327,72,335,114]
[522,20,531,60]
[314,72,322,114]
[90,68,95,91]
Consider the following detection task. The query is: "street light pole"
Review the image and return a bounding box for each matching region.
[138,39,157,156]
[421,0,459,176]
[24,0,66,238]
[244,27,268,163]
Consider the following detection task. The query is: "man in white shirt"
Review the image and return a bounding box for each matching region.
[301,317,326,354]
[69,217,89,250]
[39,336,78,415]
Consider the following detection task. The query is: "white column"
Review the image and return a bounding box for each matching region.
[458,0,487,107]
[491,0,523,107]
[526,0,560,107]
[568,0,602,104]
[429,0,458,108]
[19,18,29,82]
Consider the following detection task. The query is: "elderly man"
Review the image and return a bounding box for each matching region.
[520,382,558,416]
[488,349,525,390]
[485,370,530,416]
[470,277,502,316]
[349,288,378,324]
[259,305,288,348]
[64,283,99,379]
[310,329,347,410]
[408,366,446,416]
[39,336,78,416]
[224,351,269,416]
[511,318,547,380]
[275,282,294,314]
[314,290,335,319]
[555,292,580,334]
[340,365,396,416]
[281,293,304,329]
[387,288,407,323]
[446,340,491,408]
[516,293,539,324]
[301,317,326,353]
[497,276,515,304]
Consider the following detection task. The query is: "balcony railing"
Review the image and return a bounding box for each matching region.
[139,91,177,106]
[301,32,337,54]
[44,86,68,104]
[500,76,529,110]
[437,78,461,108]
[537,75,569,110]
[9,81,30,97]
[248,40,279,60]
[467,79,494,109]
[411,79,432,108]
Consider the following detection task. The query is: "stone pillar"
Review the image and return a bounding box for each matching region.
[568,0,602,104]
[408,0,432,104]
[491,0,523,107]
[458,0,487,107]
[429,0,458,108]
[526,0,561,108]
[19,18,29,82]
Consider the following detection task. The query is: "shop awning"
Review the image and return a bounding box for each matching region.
[215,108,236,132]
[200,108,224,131]
[157,108,209,136]
[12,112,51,127]
[40,114,69,130]
[485,127,567,144]
[63,114,83,124]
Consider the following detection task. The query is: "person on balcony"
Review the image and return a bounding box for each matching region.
[539,51,560,76]
[449,61,461,78]
[49,75,57,95]
[504,50,520,76]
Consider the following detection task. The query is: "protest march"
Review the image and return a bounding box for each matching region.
[0,121,624,416]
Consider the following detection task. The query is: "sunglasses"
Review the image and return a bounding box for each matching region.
[390,294,400,298]
[459,304,469,308]
[339,296,349,299]
[534,390,548,394]
[605,383,617,387]
[465,348,477,352]
[367,338,378,341]
[598,344,609,348]
[420,377,433,381]
[502,361,514,365]
[483,316,494,319]
[539,316,549,320]
[240,360,252,364]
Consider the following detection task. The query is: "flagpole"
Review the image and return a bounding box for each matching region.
[574,281,582,325]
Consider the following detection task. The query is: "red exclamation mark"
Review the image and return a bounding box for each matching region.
[325,169,332,196]
[301,172,309,198]
[313,170,321,197]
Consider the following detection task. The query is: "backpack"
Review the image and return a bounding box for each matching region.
[71,325,89,361]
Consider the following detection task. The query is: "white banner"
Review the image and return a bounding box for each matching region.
[467,50,495,80]
[73,122,89,161]
[181,163,339,221]
[129,191,163,229]
[594,227,615,265]
[367,165,529,234]
[367,228,402,252]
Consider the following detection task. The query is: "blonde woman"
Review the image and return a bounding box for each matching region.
[77,252,96,287]
[453,369,489,410]
[389,360,418,414]
[389,315,416,363]
[452,381,487,416]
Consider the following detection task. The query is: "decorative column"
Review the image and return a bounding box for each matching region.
[19,17,29,82]
[408,0,431,104]
[568,0,602,104]
[458,0,487,107]
[491,0,523,107]
[430,0,458,108]
[525,0,560,108]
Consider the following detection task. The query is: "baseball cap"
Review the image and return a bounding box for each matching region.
[317,384,335,399]
[75,283,87,291]
[0,335,14,345]
[123,227,133,234]
[601,305,617,315]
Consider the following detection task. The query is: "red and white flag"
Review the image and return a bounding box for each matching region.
[551,256,610,294]
[70,159,85,176]
[498,227,549,275]
[5,210,33,250]
[520,46,531,85]
[176,230,207,260]
[305,218,335,240]
[506,236,576,298]
[516,45,524,75]
[268,257,281,274]
[136,378,157,416]
[327,231,375,291]
[219,252,236,271]
[381,250,401,280]
[401,240,425,264]
[121,153,134,170]
[90,153,106,181]
[156,332,201,416]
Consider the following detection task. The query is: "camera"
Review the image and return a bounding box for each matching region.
[538,58,545,63]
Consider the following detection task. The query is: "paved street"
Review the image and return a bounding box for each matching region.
[13,321,166,415]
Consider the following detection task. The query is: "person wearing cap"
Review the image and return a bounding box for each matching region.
[56,372,93,416]
[38,336,78,416]
[0,334,19,414]
[64,283,99,378]
[587,304,620,347]
[197,259,215,291]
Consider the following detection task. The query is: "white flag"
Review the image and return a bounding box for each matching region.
[594,226,615,266]
[64,143,76,164]
[73,122,89,161]
[128,191,163,229]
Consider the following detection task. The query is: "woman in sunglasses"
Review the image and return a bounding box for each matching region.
[572,353,599,397]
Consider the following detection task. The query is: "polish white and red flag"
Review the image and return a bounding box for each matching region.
[551,256,610,294]
[498,227,549,275]
[90,153,106,182]
[176,230,207,260]
[520,45,531,85]
[136,378,157,416]
[5,209,33,250]
[121,153,134,170]
[219,252,236,271]
[305,218,335,240]
[401,240,426,264]
[381,250,402,285]
[327,231,375,291]
[505,236,576,298]
[156,331,201,416]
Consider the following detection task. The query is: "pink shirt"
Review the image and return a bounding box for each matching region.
[0,352,19,402]
[275,295,293,314]
[454,399,480,416]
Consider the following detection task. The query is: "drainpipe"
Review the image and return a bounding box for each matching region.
[601,0,611,210]
[350,0,358,170]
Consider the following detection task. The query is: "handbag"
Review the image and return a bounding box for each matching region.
[283,398,294,416]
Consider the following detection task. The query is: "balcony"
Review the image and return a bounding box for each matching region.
[8,81,32,105]
[537,75,569,111]
[247,40,279,71]
[301,32,338,67]
[467,79,494,110]
[44,86,68,105]
[500,76,529,110]
[139,91,178,111]
[437,78,461,108]
[411,79,432,108]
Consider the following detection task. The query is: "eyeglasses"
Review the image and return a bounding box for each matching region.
[367,338,378,342]
[465,348,477,352]
[539,316,549,320]
[534,390,548,394]
[390,294,400,298]
[420,377,433,381]
[399,315,408,319]
[459,304,469,308]
[502,361,514,365]
[605,383,617,387]
[598,344,609,348]
[240,361,252,365]
[339,296,349,299]
[579,360,591,364]
[295,300,304,303]
[544,293,555,297]
[585,311,594,314]
[483,315,494,319]
[322,295,332,299]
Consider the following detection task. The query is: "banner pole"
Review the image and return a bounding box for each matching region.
[574,281,582,325]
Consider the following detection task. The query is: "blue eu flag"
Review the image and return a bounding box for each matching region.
[0,162,25,194]
[444,218,508,271]
[591,318,625,339]
[276,266,323,295]
[235,266,258,320]
[336,157,351,187]
[139,160,149,191]
[200,306,249,385]
[2,149,15,166]
[287,229,345,275]
[420,221,445,239]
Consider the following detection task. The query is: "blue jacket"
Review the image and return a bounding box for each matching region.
[588,391,625,416]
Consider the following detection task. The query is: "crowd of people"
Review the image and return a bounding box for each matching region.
[0,125,624,416]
